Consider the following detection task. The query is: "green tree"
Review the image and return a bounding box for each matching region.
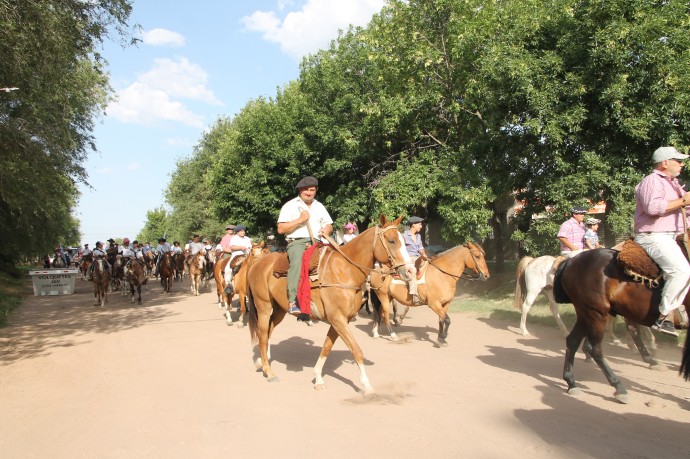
[136,207,170,246]
[0,0,134,267]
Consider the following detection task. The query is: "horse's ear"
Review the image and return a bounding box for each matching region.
[379,214,387,226]
[392,216,404,227]
[259,241,265,248]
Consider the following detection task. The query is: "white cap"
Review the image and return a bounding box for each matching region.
[652,146,688,163]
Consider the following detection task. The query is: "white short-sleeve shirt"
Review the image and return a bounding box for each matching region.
[229,235,253,261]
[278,197,333,240]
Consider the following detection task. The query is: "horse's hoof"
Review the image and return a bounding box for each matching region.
[614,392,629,404]
[567,387,582,396]
[314,383,327,391]
[648,363,665,371]
[267,376,280,383]
[363,386,375,397]
[235,322,245,328]
[438,340,449,347]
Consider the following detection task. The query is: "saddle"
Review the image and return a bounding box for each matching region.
[272,245,327,279]
[616,239,662,288]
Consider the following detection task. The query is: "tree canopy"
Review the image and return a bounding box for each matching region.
[154,0,690,261]
[0,0,133,267]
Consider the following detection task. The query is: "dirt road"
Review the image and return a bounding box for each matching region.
[1,278,688,458]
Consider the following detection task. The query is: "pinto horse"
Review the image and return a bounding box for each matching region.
[92,258,110,306]
[246,215,414,394]
[553,248,687,403]
[187,252,206,296]
[125,258,147,304]
[369,242,490,345]
[159,252,175,294]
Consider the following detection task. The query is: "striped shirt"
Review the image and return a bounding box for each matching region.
[557,217,586,251]
[634,170,687,233]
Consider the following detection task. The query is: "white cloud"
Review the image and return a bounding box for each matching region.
[106,57,221,128]
[141,28,186,47]
[242,0,385,59]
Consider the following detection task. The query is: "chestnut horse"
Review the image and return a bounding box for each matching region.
[92,258,110,307]
[369,242,490,346]
[159,252,175,294]
[187,252,206,296]
[246,216,414,394]
[213,243,267,327]
[80,254,93,281]
[173,253,185,282]
[553,248,687,403]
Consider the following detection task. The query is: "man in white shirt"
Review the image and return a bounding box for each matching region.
[277,176,333,315]
[154,237,171,275]
[185,234,206,271]
[224,225,253,287]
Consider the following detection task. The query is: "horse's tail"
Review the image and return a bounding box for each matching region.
[246,284,259,345]
[552,259,571,304]
[513,256,534,310]
[370,289,383,326]
[680,329,690,380]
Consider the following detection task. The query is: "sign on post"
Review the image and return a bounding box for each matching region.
[29,269,79,296]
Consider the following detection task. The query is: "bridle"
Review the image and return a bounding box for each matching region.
[321,224,408,275]
[429,242,486,281]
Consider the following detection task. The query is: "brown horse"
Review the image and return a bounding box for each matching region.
[80,254,93,280]
[142,250,156,278]
[553,248,686,403]
[187,252,206,296]
[173,252,185,282]
[125,258,147,304]
[159,252,175,294]
[213,255,232,310]
[246,215,414,394]
[369,242,490,346]
[92,258,110,307]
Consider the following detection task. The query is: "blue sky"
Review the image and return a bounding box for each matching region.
[77,0,385,246]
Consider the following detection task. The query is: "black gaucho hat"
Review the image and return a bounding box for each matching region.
[295,176,318,189]
[407,216,424,226]
[158,237,166,242]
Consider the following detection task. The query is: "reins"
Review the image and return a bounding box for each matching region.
[428,243,485,281]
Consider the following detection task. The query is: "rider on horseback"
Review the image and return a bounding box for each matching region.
[153,237,171,275]
[86,241,109,281]
[402,216,427,305]
[277,176,333,316]
[223,225,252,294]
[634,146,690,337]
[184,234,205,271]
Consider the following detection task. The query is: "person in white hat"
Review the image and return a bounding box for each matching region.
[583,218,603,249]
[634,146,690,336]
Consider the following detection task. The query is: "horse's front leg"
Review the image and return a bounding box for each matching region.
[327,319,373,395]
[426,300,450,347]
[583,329,629,404]
[563,318,586,395]
[314,325,339,390]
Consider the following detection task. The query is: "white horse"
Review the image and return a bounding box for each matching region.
[513,255,569,336]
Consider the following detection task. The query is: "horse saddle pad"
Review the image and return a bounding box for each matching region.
[272,247,325,279]
[616,239,661,285]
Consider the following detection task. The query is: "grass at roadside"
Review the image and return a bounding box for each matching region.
[0,266,30,327]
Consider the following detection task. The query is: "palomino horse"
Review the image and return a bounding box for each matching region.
[553,248,686,403]
[513,255,569,336]
[159,252,175,294]
[187,252,206,296]
[92,258,110,307]
[246,215,414,394]
[125,258,147,304]
[369,242,490,345]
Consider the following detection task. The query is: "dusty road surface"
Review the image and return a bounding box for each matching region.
[1,277,688,458]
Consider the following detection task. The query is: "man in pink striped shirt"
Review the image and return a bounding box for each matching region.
[557,206,588,257]
[634,146,690,336]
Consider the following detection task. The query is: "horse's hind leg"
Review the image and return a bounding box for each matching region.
[624,319,659,368]
[544,290,569,337]
[577,320,629,403]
